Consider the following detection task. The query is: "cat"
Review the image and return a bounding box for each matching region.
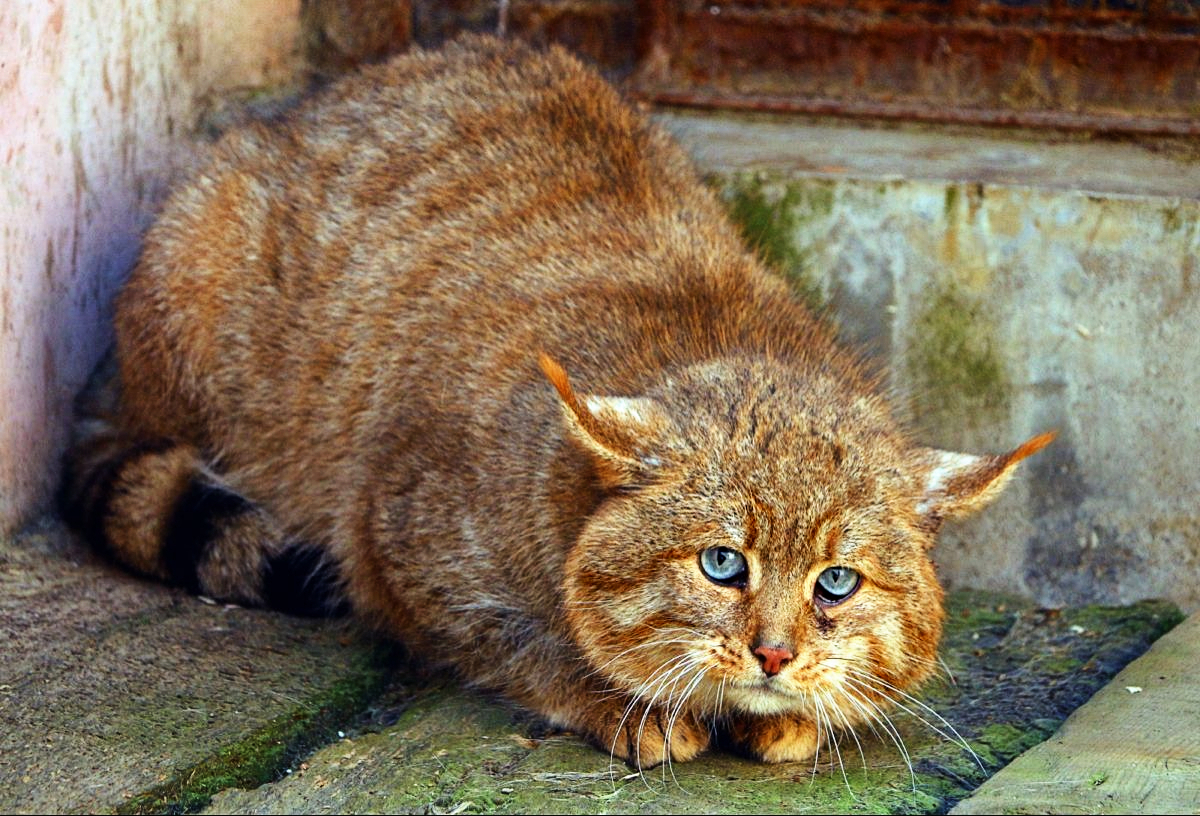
[61,34,1052,769]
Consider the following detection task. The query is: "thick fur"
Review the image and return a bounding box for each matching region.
[62,36,1050,768]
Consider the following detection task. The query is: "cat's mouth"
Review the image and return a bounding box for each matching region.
[741,673,786,690]
[724,665,843,713]
[750,680,793,699]
[738,672,807,697]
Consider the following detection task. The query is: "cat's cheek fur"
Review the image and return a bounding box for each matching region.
[564,544,702,681]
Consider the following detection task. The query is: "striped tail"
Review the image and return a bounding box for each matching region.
[60,414,348,618]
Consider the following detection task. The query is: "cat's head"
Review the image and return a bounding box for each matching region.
[542,354,1051,727]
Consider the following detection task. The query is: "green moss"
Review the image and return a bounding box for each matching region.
[719,173,830,311]
[1061,600,1184,646]
[1160,204,1184,234]
[724,176,803,269]
[908,281,1011,427]
[114,643,395,815]
[944,589,1031,622]
[175,592,1185,815]
[972,723,1053,767]
[1027,654,1084,675]
[944,185,960,219]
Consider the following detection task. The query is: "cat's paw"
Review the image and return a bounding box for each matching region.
[725,714,819,763]
[597,702,711,769]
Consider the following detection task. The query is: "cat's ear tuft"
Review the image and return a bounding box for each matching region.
[914,432,1055,531]
[538,353,672,488]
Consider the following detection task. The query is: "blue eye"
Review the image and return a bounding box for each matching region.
[699,547,748,587]
[815,566,860,605]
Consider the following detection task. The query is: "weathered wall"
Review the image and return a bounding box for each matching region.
[665,112,1200,612]
[0,0,300,535]
[6,2,1198,615]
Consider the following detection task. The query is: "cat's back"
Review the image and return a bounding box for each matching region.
[120,34,736,389]
[114,35,771,531]
[126,34,711,310]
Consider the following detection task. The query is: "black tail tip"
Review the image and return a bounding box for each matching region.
[263,543,351,618]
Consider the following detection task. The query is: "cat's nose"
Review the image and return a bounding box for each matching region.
[753,643,794,676]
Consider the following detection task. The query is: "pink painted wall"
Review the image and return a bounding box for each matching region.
[1,0,300,535]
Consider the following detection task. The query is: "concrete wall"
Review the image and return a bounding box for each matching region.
[664,112,1200,612]
[0,0,300,535]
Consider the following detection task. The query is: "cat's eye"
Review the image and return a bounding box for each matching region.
[699,547,748,587]
[814,566,860,605]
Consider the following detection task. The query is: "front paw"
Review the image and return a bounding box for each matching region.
[588,700,711,769]
[725,714,819,763]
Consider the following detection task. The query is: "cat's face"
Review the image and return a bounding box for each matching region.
[545,355,1049,727]
[559,363,943,725]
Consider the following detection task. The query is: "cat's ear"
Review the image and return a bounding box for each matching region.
[538,353,672,488]
[914,432,1055,530]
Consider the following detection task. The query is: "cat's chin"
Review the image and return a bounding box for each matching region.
[722,681,811,717]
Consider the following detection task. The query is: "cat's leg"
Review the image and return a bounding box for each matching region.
[60,413,346,616]
[586,693,712,769]
[523,669,712,769]
[723,713,820,763]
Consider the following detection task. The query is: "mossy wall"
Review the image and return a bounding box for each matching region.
[710,167,1200,613]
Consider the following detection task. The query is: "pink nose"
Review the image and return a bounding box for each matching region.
[753,644,794,676]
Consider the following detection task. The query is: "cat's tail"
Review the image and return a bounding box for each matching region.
[59,357,348,617]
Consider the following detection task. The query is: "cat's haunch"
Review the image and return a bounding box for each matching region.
[61,34,1050,769]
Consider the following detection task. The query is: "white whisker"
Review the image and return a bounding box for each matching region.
[815,694,852,793]
[631,654,704,782]
[661,664,708,792]
[835,676,917,790]
[938,656,957,686]
[608,652,697,779]
[822,687,867,785]
[844,668,983,771]
[584,635,705,681]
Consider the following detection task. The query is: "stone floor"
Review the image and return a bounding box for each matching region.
[1,517,1189,814]
[952,611,1200,815]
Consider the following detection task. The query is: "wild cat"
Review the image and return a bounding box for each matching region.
[62,35,1051,768]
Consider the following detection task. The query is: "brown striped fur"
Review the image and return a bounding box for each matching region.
[62,35,1050,768]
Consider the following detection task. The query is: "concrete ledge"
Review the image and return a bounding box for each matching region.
[656,110,1200,199]
[2,516,1183,814]
[951,611,1200,815]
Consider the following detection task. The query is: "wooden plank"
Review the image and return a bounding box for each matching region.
[952,611,1200,815]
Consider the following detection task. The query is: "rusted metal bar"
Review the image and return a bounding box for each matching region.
[633,0,1200,136]
[644,89,1200,136]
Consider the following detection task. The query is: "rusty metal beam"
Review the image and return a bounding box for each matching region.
[633,0,1200,136]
